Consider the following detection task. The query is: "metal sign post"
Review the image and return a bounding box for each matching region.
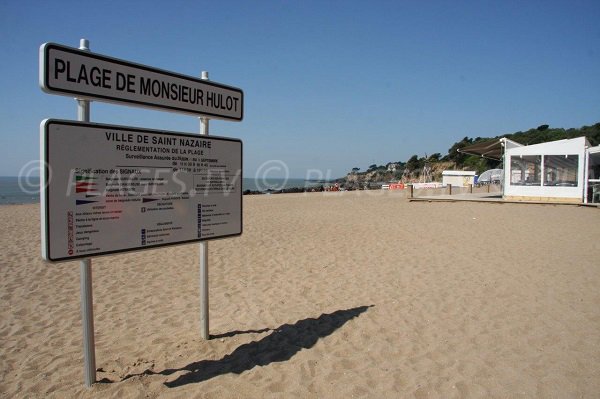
[77,39,96,388]
[199,71,210,340]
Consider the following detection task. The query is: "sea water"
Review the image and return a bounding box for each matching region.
[0,176,323,205]
[242,177,323,192]
[0,177,40,205]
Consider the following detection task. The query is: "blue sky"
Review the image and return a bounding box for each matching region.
[1,0,599,179]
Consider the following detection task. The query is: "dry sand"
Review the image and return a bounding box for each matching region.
[1,192,599,398]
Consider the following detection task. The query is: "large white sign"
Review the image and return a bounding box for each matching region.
[41,120,242,262]
[39,43,243,121]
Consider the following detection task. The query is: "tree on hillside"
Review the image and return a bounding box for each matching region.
[537,124,549,131]
[406,155,420,171]
[581,123,600,145]
[447,137,473,164]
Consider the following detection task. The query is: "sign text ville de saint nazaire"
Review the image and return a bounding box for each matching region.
[40,43,243,121]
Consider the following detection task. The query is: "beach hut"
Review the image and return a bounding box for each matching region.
[503,136,600,203]
[442,170,477,187]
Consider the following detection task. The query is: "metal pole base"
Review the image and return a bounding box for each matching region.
[80,259,96,386]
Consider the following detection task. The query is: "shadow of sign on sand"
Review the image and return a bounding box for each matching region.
[117,305,372,387]
[164,305,372,387]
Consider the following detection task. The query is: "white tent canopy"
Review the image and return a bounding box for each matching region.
[478,168,504,183]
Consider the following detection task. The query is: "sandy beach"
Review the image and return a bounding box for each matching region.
[1,192,599,398]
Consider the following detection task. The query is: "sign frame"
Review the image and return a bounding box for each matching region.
[39,43,244,121]
[41,119,243,262]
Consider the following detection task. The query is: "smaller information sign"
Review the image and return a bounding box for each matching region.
[41,120,242,262]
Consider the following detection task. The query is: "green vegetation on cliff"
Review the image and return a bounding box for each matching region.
[344,122,600,185]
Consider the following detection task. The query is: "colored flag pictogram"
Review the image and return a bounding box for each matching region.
[76,175,97,182]
[75,175,100,194]
[76,199,98,205]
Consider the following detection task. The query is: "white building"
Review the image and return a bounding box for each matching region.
[503,136,600,203]
[386,162,402,172]
[459,136,600,203]
[442,170,477,187]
